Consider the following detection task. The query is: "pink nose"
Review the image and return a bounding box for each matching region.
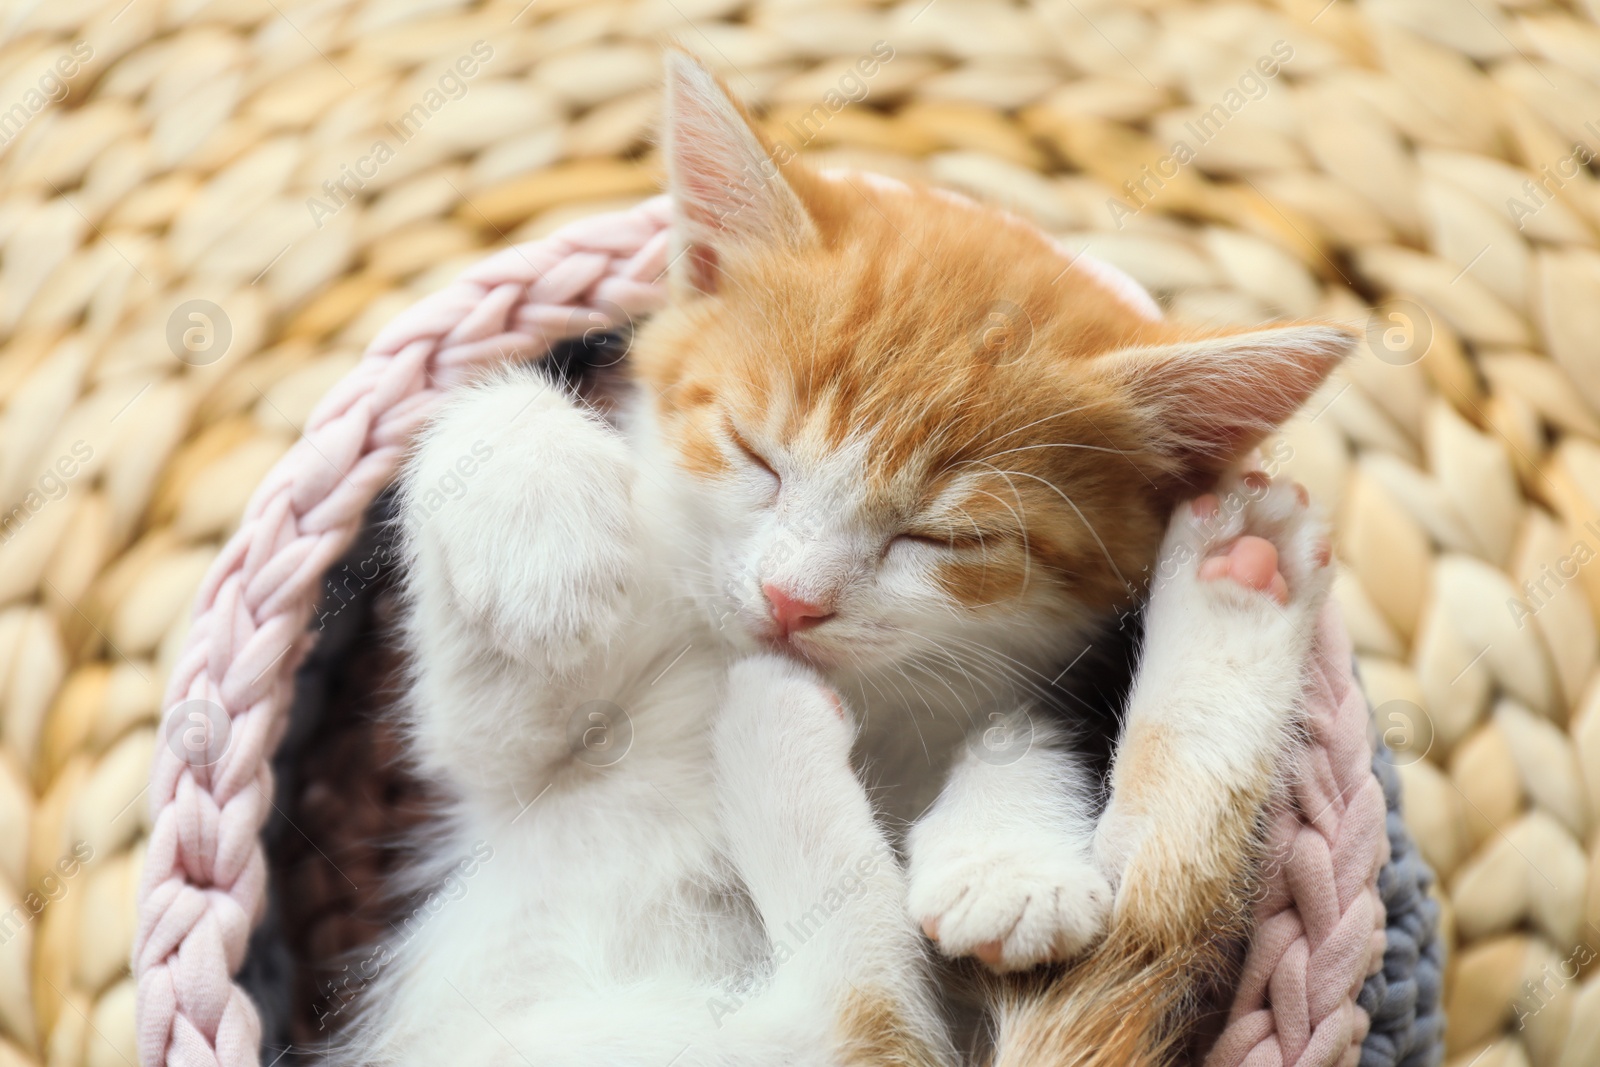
[763,583,835,637]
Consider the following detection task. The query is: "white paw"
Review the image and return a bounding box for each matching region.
[713,656,889,909]
[714,655,853,774]
[907,835,1111,971]
[1151,470,1331,631]
[404,371,635,675]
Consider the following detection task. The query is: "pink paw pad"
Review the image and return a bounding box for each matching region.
[1200,535,1290,605]
[921,916,1005,965]
[1192,480,1332,604]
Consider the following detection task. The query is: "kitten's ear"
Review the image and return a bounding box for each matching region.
[1097,324,1356,476]
[662,50,818,294]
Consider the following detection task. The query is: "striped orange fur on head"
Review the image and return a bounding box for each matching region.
[634,52,1355,676]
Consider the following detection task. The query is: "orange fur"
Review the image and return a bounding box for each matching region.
[641,167,1220,626]
[837,988,951,1067]
[637,135,1343,629]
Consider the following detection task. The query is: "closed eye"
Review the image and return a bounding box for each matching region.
[728,425,779,482]
[893,530,995,553]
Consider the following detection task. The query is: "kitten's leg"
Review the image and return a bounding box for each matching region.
[711,654,953,1067]
[1095,471,1331,934]
[400,367,639,805]
[905,714,1111,972]
[986,475,1333,1067]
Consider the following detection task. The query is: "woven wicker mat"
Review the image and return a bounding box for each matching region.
[2,0,1599,1064]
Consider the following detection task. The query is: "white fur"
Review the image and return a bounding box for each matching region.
[1095,475,1331,885]
[334,370,951,1067]
[905,710,1111,971]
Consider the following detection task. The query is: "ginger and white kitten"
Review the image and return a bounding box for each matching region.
[335,369,949,1066]
[339,52,1352,1066]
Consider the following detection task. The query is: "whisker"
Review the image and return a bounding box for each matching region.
[968,462,1133,596]
[976,441,1134,463]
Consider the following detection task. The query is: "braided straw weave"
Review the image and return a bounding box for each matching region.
[1,0,1598,1064]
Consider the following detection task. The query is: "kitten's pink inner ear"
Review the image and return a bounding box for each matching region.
[661,50,817,294]
[1103,324,1356,474]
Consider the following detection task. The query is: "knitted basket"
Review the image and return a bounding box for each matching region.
[123,192,1439,1067]
[6,0,1600,1065]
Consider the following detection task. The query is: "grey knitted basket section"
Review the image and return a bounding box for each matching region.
[1357,743,1446,1067]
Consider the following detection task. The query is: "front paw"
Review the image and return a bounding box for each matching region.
[907,834,1111,972]
[715,655,854,770]
[1156,470,1332,626]
[713,656,882,899]
[404,371,635,675]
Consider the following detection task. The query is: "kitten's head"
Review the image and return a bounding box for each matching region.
[632,52,1353,679]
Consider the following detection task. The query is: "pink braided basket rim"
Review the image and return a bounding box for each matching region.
[133,193,1387,1067]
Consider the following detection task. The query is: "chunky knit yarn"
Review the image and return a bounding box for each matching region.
[1358,749,1446,1067]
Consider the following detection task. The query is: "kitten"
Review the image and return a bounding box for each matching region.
[341,52,1351,1066]
[632,54,1351,1061]
[336,367,953,1066]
